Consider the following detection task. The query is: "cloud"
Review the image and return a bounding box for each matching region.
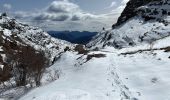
[111,0,129,15]
[47,0,79,13]
[121,0,129,5]
[3,4,12,10]
[14,11,30,19]
[71,15,80,21]
[104,1,116,9]
[109,2,117,8]
[34,13,69,21]
[12,0,130,31]
[31,0,97,22]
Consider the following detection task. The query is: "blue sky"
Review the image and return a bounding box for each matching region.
[0,0,129,31]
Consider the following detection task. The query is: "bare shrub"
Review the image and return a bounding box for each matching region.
[13,46,48,86]
[161,46,170,52]
[74,45,88,54]
[5,45,49,87]
[0,64,12,87]
[64,46,70,52]
[86,54,106,61]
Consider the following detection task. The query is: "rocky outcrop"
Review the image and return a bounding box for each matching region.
[113,0,167,28]
[88,0,170,49]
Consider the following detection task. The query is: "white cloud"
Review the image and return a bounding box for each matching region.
[13,0,130,31]
[121,0,129,5]
[110,2,117,8]
[104,1,117,9]
[110,0,129,17]
[47,0,79,13]
[3,4,12,10]
[32,0,98,22]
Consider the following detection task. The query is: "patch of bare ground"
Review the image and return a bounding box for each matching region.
[120,46,170,55]
[86,54,106,61]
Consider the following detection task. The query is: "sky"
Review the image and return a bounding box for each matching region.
[0,0,129,32]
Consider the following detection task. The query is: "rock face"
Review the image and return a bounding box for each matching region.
[87,0,170,49]
[115,0,161,26]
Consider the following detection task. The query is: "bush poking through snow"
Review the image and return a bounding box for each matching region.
[10,46,49,87]
[86,54,106,61]
[1,43,49,87]
[64,46,70,52]
[74,45,89,54]
[161,46,170,52]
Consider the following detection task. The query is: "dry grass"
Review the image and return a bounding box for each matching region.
[86,54,106,61]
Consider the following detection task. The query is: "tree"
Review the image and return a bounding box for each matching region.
[6,45,48,87]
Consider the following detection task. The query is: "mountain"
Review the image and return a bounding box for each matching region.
[0,13,74,99]
[0,14,73,63]
[19,38,170,100]
[2,1,170,100]
[48,31,97,44]
[18,1,170,100]
[115,0,161,26]
[87,0,170,49]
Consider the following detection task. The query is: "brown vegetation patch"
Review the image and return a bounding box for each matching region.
[0,32,49,87]
[121,46,170,55]
[86,54,106,61]
[74,45,89,54]
[161,46,170,52]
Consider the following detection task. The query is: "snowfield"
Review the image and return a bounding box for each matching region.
[1,1,170,99]
[19,37,170,100]
[87,16,170,49]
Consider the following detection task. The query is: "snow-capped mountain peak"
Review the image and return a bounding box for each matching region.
[87,0,170,49]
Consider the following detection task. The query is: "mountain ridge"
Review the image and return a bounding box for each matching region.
[0,14,75,99]
[87,0,170,49]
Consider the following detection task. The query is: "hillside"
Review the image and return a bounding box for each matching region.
[19,36,170,100]
[1,0,170,100]
[0,14,73,63]
[0,14,74,99]
[87,0,170,49]
[16,1,170,100]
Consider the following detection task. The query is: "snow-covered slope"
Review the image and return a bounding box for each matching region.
[2,0,170,100]
[19,35,170,100]
[0,15,74,63]
[87,0,170,49]
[18,1,170,100]
[0,14,75,99]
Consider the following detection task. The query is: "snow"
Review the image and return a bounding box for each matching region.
[0,46,3,52]
[19,52,122,100]
[0,65,4,70]
[114,51,170,100]
[87,1,170,49]
[87,17,170,49]
[1,2,170,100]
[0,54,6,62]
[3,29,12,37]
[19,36,170,100]
[0,16,74,64]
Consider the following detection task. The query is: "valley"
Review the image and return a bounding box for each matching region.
[1,0,170,100]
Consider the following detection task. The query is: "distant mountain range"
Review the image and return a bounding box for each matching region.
[48,31,97,44]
